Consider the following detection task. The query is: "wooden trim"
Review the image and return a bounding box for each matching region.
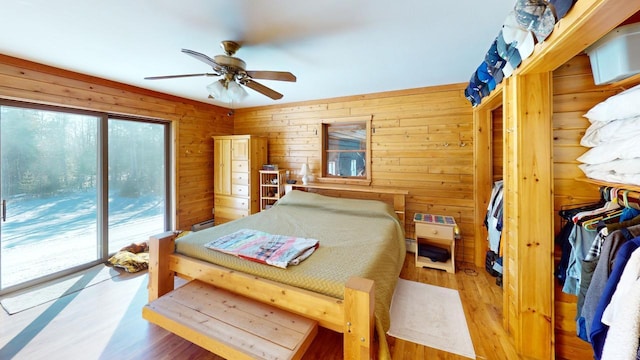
[517,0,640,75]
[318,115,372,183]
[473,87,504,267]
[503,72,554,359]
[291,182,408,195]
[0,53,224,110]
[240,83,469,112]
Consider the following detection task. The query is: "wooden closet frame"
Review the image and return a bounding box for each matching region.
[472,1,640,358]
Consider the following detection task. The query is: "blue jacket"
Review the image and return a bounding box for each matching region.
[590,236,640,359]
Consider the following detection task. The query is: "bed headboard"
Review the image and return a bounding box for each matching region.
[288,183,408,230]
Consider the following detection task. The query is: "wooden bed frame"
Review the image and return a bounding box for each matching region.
[147,186,407,360]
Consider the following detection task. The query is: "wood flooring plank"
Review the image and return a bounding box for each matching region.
[0,255,519,359]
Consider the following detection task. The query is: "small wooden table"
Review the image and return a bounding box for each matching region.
[414,213,457,273]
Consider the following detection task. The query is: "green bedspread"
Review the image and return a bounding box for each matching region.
[175,190,406,359]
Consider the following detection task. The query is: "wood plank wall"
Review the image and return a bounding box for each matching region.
[552,54,623,359]
[0,54,231,231]
[492,107,503,183]
[234,84,477,263]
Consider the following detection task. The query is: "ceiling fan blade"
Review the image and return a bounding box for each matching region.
[242,79,283,100]
[144,73,216,80]
[246,70,296,82]
[181,48,220,68]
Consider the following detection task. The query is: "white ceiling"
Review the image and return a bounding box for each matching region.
[1,0,515,109]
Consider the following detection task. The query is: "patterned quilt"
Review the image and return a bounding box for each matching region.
[204,229,319,268]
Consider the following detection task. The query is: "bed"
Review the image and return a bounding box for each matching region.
[147,189,407,359]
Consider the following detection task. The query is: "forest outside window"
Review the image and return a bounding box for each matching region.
[320,116,371,184]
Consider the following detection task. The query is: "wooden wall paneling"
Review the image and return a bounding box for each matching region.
[235,85,476,264]
[492,107,504,183]
[0,54,232,231]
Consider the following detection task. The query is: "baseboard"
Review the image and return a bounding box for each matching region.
[191,219,215,232]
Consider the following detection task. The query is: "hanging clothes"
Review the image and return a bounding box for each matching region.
[600,254,640,360]
[578,225,640,343]
[556,201,606,286]
[572,187,640,348]
[564,206,622,295]
[485,180,503,253]
[563,224,599,295]
[590,237,640,359]
[484,180,504,278]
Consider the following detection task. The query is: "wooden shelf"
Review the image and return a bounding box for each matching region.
[259,170,285,211]
[575,177,640,192]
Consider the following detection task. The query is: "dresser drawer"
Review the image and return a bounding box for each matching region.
[232,172,249,185]
[232,184,249,197]
[232,160,248,172]
[415,222,454,240]
[214,195,249,210]
[214,207,249,222]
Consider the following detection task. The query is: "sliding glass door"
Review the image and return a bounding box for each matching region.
[107,118,168,253]
[0,102,170,293]
[0,105,100,289]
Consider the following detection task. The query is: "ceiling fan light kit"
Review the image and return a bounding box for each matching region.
[207,78,248,103]
[145,40,296,103]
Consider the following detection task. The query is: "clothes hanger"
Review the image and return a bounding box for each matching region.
[581,208,624,231]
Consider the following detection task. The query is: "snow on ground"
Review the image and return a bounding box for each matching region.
[1,192,164,288]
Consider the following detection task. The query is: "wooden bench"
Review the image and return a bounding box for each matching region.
[143,280,318,360]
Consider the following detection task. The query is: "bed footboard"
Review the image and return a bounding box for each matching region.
[344,277,375,360]
[146,231,375,359]
[148,231,177,302]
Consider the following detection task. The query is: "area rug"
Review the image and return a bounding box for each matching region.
[388,278,476,359]
[1,264,123,315]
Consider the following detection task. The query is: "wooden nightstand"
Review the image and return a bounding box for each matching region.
[414,213,457,273]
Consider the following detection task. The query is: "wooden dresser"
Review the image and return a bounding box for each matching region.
[212,135,267,225]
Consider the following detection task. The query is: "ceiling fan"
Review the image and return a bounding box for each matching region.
[145,40,296,101]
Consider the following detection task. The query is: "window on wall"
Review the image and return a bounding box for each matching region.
[320,116,371,184]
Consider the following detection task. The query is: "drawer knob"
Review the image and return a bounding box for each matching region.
[432,229,438,234]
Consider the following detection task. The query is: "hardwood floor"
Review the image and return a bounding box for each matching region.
[0,255,519,360]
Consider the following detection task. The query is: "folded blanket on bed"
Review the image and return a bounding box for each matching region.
[204,229,319,269]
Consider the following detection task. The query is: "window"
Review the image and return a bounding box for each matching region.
[0,101,170,293]
[107,118,169,254]
[320,116,371,184]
